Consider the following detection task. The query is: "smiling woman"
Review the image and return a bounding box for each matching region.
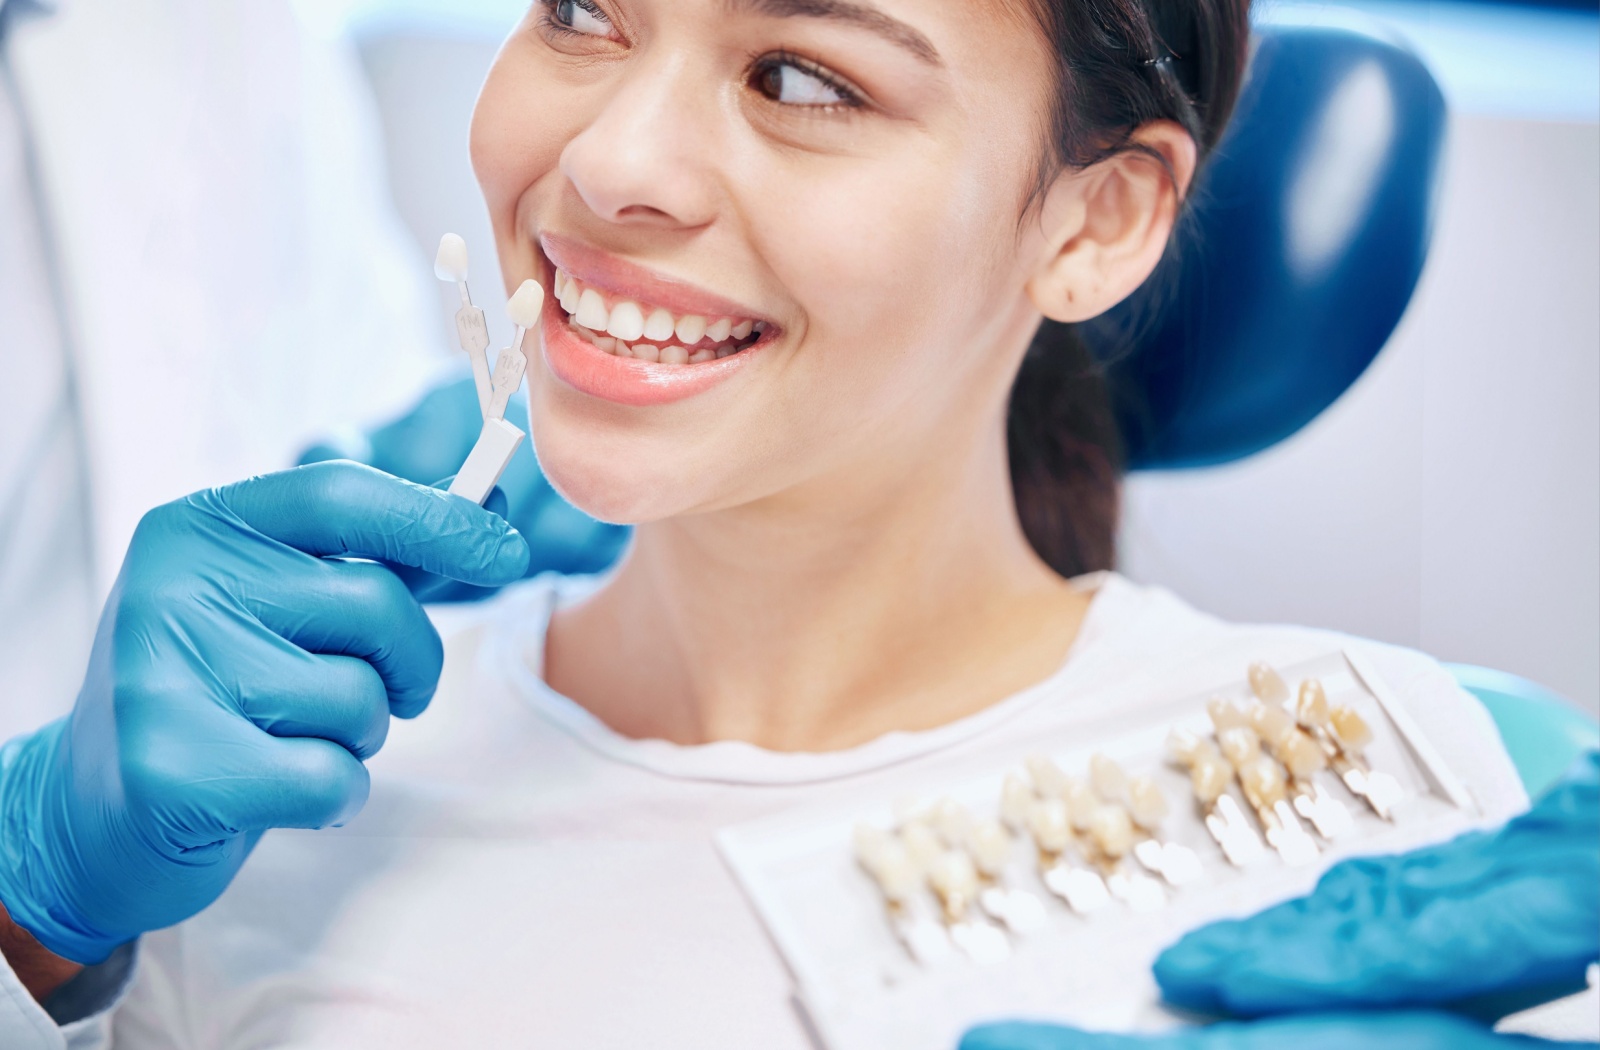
[9,0,1531,1047]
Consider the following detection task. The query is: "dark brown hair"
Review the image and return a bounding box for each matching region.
[1007,0,1251,577]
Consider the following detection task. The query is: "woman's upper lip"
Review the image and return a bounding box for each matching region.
[539,232,774,327]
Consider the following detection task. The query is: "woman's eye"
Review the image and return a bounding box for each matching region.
[550,0,613,37]
[751,56,859,109]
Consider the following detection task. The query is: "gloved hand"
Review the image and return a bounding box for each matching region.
[299,375,629,599]
[962,751,1600,1050]
[0,462,531,965]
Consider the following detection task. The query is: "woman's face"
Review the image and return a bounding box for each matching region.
[473,0,1059,523]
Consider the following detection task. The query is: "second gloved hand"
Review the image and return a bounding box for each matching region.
[299,376,630,597]
[0,462,531,965]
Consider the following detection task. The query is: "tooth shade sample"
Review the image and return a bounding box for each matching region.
[507,280,545,328]
[1089,753,1129,802]
[705,317,733,343]
[575,288,608,330]
[1167,728,1215,767]
[1026,797,1071,854]
[730,319,754,340]
[1025,754,1071,799]
[1238,755,1289,807]
[929,850,979,906]
[1249,661,1290,704]
[659,345,689,365]
[1191,758,1231,804]
[606,300,645,341]
[1218,726,1262,768]
[1329,704,1374,751]
[1128,776,1169,828]
[969,820,1011,876]
[675,314,707,344]
[642,308,676,342]
[1207,696,1251,732]
[1000,772,1034,830]
[1250,701,1297,750]
[1296,678,1331,727]
[900,821,943,872]
[1280,729,1328,778]
[434,232,469,282]
[932,798,975,847]
[1062,778,1099,832]
[631,344,660,363]
[1088,804,1136,858]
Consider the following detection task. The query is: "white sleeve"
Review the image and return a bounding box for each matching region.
[0,942,137,1050]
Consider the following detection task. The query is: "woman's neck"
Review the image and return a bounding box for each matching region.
[542,415,1094,752]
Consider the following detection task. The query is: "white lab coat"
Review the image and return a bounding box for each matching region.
[2,0,449,736]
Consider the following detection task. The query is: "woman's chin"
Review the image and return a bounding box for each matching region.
[531,427,703,526]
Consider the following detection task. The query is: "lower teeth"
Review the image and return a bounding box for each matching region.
[571,321,753,363]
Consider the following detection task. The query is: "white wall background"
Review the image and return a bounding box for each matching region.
[345,2,1600,711]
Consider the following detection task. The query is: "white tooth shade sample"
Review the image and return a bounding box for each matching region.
[507,279,545,329]
[434,232,469,282]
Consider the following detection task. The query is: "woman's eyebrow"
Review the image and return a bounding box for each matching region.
[726,0,944,66]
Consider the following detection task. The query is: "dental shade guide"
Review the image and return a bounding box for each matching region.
[1167,727,1267,868]
[1016,760,1112,915]
[1294,677,1405,819]
[485,280,543,422]
[442,249,546,505]
[1247,694,1354,840]
[931,798,1046,935]
[435,233,493,418]
[1209,703,1321,867]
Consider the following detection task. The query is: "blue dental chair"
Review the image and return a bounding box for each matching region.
[1083,24,1598,792]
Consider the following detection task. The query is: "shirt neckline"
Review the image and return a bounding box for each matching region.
[493,571,1143,786]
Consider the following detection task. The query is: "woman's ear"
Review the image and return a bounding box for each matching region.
[1026,121,1198,323]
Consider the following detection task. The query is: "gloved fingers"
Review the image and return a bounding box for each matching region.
[201,461,530,587]
[118,704,371,840]
[248,558,444,719]
[959,1011,1578,1050]
[235,652,391,760]
[382,483,516,604]
[1155,752,1600,1018]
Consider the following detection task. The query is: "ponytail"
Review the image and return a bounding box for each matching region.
[1006,0,1251,577]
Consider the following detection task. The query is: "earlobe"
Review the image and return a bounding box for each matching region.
[1025,121,1198,325]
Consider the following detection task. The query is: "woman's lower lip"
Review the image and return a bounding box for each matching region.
[539,301,758,407]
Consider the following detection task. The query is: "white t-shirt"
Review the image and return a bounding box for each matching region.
[8,572,1530,1049]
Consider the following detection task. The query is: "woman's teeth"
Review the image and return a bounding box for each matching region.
[554,268,765,364]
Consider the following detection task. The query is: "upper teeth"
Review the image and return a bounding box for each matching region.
[554,268,764,363]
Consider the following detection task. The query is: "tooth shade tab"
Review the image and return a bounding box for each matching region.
[507,280,545,328]
[434,232,469,282]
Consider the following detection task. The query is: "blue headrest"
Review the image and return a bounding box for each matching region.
[1088,26,1448,471]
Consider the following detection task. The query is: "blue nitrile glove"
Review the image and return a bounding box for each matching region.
[961,1011,1583,1049]
[0,462,531,965]
[961,751,1600,1050]
[299,375,629,599]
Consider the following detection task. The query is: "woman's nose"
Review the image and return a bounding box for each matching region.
[559,56,721,230]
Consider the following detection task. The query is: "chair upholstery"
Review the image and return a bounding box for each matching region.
[1089,26,1448,470]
